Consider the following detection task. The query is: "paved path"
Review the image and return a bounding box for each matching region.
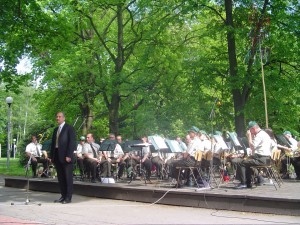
[1,184,300,225]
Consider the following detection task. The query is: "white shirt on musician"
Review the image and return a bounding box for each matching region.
[25,142,43,157]
[111,143,124,158]
[82,142,100,158]
[186,137,204,157]
[252,130,272,156]
[289,137,298,152]
[75,143,84,157]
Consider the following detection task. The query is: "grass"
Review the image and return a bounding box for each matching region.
[0,158,26,177]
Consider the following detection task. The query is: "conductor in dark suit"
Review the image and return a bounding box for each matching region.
[50,112,76,204]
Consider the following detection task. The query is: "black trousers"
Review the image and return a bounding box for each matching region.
[236,154,271,185]
[141,158,152,179]
[281,156,290,175]
[75,157,84,176]
[165,157,176,177]
[125,157,139,176]
[54,150,73,200]
[229,157,242,181]
[83,158,98,179]
[151,156,164,177]
[99,158,110,177]
[109,158,126,178]
[282,156,300,178]
[30,157,48,176]
[292,157,300,178]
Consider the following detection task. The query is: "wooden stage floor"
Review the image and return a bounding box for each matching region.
[4,176,300,216]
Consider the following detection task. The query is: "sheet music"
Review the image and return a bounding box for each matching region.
[275,134,292,148]
[148,135,168,150]
[213,135,229,150]
[228,132,242,147]
[165,139,184,153]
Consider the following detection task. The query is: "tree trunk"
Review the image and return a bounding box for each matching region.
[225,0,246,136]
[109,4,123,135]
[80,102,94,136]
[109,92,120,134]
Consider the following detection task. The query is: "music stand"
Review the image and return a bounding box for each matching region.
[129,142,152,184]
[212,134,230,166]
[99,139,117,151]
[227,132,247,156]
[122,140,142,183]
[165,139,185,153]
[11,155,42,206]
[147,135,170,180]
[213,135,229,151]
[275,134,292,148]
[212,135,231,187]
[123,140,142,153]
[99,139,117,182]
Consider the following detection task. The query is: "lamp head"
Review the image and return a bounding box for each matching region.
[6,97,13,107]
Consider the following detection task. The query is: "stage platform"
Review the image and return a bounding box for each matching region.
[4,176,300,216]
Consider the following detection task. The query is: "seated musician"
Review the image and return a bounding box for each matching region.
[74,136,85,178]
[170,126,204,188]
[123,136,152,181]
[165,136,187,177]
[224,132,247,181]
[151,145,165,179]
[211,131,224,167]
[25,135,50,178]
[106,133,126,179]
[235,121,272,189]
[82,133,101,183]
[278,131,299,179]
[124,150,140,179]
[294,141,300,180]
[140,136,152,181]
[199,130,213,169]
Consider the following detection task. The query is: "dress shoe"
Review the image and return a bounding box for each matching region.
[172,183,183,188]
[234,183,247,189]
[54,197,65,203]
[62,199,71,204]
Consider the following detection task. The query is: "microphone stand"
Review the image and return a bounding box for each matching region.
[11,154,42,206]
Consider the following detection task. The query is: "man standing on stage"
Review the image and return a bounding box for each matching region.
[50,112,76,204]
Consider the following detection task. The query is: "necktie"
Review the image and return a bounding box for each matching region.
[36,145,40,157]
[55,126,61,148]
[90,143,97,158]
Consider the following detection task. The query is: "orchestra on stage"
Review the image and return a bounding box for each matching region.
[31,122,300,189]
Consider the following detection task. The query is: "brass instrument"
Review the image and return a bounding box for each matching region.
[41,150,47,159]
[195,150,203,161]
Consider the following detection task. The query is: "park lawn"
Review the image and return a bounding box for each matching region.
[0,158,26,176]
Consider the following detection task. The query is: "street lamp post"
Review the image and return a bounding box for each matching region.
[6,96,13,169]
[13,138,17,159]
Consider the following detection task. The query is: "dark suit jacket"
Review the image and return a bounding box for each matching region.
[50,123,77,164]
